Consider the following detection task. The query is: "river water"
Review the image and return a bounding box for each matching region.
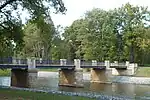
[0,71,150,99]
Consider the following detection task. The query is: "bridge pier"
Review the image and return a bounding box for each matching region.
[91,60,112,83]
[112,61,138,76]
[59,59,83,87]
[11,58,37,88]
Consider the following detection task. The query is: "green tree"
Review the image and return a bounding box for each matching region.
[63,3,150,64]
[21,15,55,59]
[114,3,150,62]
[0,0,66,57]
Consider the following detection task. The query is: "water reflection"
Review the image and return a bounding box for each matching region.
[90,83,113,95]
[0,77,10,86]
[112,83,135,96]
[0,73,150,97]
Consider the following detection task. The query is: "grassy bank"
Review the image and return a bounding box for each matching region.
[0,88,95,100]
[0,69,10,76]
[135,67,150,77]
[1,67,150,77]
[39,68,58,72]
[0,69,58,76]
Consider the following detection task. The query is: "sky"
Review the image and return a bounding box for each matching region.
[50,0,150,27]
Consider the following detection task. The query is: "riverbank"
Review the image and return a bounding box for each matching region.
[0,69,58,76]
[0,87,94,100]
[0,69,10,76]
[1,67,150,77]
[135,67,150,77]
[0,86,136,100]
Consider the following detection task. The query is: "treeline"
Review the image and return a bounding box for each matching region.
[1,3,150,64]
[54,3,150,64]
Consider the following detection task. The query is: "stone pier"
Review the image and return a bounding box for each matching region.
[11,58,37,88]
[112,61,138,76]
[91,60,112,83]
[59,59,83,87]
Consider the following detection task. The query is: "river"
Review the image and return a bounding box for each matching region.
[0,71,150,99]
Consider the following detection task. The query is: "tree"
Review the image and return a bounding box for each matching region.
[114,3,150,62]
[63,9,117,61]
[63,19,87,60]
[21,15,55,59]
[0,0,66,57]
[63,3,150,64]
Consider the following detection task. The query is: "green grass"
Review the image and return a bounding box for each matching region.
[0,69,58,76]
[135,67,150,77]
[140,64,150,67]
[39,68,58,72]
[1,67,150,77]
[0,69,10,76]
[0,88,95,100]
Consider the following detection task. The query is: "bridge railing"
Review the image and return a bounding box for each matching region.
[81,61,92,66]
[66,60,74,65]
[36,59,60,65]
[97,62,105,66]
[80,61,106,66]
[0,57,12,64]
[110,62,127,68]
[16,58,27,64]
[35,59,74,66]
[0,57,130,68]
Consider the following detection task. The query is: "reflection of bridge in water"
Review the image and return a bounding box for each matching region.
[0,57,138,88]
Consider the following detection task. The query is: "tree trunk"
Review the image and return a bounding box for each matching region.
[129,42,134,63]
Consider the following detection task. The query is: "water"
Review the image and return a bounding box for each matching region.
[0,72,150,98]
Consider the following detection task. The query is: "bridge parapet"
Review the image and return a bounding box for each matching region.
[110,62,127,69]
[0,57,12,64]
[35,59,74,66]
[112,61,138,76]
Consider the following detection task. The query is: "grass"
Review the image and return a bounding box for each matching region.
[1,67,150,77]
[39,68,58,72]
[140,64,150,67]
[0,88,95,100]
[135,67,150,77]
[0,69,11,76]
[0,69,58,76]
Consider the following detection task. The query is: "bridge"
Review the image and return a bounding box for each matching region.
[0,57,138,88]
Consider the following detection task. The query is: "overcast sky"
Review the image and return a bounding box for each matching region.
[19,0,150,27]
[49,0,150,27]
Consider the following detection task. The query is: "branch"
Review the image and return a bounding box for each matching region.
[0,0,17,11]
[0,24,8,30]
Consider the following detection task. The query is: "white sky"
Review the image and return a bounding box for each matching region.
[20,0,150,27]
[50,0,150,27]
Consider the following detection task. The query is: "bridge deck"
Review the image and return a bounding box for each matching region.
[0,64,127,69]
[0,64,75,69]
[0,64,28,69]
[110,66,127,69]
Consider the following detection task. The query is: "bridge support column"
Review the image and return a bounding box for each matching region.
[91,60,112,83]
[59,59,83,87]
[11,58,37,88]
[112,61,138,76]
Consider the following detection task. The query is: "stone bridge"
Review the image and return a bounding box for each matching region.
[0,57,138,88]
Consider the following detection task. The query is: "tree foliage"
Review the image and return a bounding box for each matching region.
[63,3,150,63]
[0,0,66,57]
[21,15,55,59]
